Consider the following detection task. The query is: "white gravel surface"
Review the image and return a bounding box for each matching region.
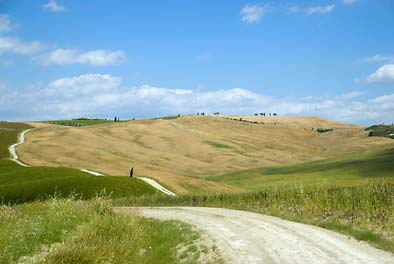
[8,129,32,167]
[138,177,176,196]
[116,206,394,264]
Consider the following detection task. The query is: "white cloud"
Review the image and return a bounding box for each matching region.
[1,73,393,125]
[0,14,12,33]
[43,1,67,13]
[304,5,335,15]
[241,4,269,24]
[366,64,394,83]
[369,94,394,104]
[0,37,42,55]
[355,54,394,64]
[343,0,357,4]
[33,49,127,66]
[288,4,335,15]
[46,74,122,98]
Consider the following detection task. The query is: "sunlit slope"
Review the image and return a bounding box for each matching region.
[208,148,394,191]
[0,122,158,203]
[20,115,394,194]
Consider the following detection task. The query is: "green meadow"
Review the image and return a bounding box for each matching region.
[206,148,394,191]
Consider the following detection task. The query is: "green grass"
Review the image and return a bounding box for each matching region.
[206,148,394,191]
[0,122,158,203]
[0,159,158,203]
[366,124,394,138]
[204,140,233,149]
[0,122,32,159]
[44,119,117,127]
[0,198,204,263]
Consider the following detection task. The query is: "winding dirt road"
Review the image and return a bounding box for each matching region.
[115,207,394,264]
[8,129,32,167]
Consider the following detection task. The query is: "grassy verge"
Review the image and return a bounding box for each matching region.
[0,197,205,263]
[115,183,394,252]
[0,122,159,203]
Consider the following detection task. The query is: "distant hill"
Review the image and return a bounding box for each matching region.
[366,124,394,139]
[19,115,394,194]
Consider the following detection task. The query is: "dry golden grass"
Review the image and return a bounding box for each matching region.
[20,116,394,194]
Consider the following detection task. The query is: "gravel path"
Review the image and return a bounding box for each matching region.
[80,168,104,176]
[138,177,176,196]
[115,206,394,264]
[8,129,32,167]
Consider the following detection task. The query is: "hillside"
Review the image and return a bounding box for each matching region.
[19,115,394,194]
[208,147,394,191]
[0,122,158,203]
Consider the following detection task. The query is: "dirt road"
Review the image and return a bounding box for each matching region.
[138,177,176,196]
[8,129,32,167]
[115,207,394,264]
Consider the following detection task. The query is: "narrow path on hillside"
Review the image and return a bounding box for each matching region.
[9,129,176,196]
[80,169,104,176]
[115,207,394,264]
[138,177,176,196]
[8,129,32,167]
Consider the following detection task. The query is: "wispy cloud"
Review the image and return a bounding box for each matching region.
[290,4,335,15]
[0,14,12,33]
[241,4,270,24]
[366,64,394,84]
[355,54,394,64]
[43,1,67,13]
[334,91,364,100]
[304,5,335,15]
[0,36,43,55]
[33,49,127,66]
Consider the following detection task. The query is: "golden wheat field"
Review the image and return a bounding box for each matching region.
[19,116,394,194]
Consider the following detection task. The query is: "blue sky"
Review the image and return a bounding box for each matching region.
[0,0,393,124]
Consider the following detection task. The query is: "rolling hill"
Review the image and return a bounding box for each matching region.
[0,122,158,203]
[19,115,394,194]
